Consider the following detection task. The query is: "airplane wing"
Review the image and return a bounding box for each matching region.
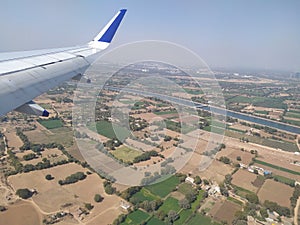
[0,9,127,117]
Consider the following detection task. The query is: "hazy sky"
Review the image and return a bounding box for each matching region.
[1,0,300,71]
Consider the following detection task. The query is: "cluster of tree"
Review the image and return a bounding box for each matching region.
[259,207,269,219]
[166,210,179,224]
[176,173,187,183]
[16,128,31,150]
[163,135,172,142]
[224,174,232,185]
[156,209,179,224]
[58,172,86,185]
[74,131,88,139]
[250,149,258,155]
[290,184,300,208]
[139,199,163,212]
[104,139,122,150]
[133,150,163,163]
[246,193,259,204]
[203,144,225,157]
[219,183,229,197]
[129,117,148,131]
[16,188,33,199]
[264,200,291,217]
[103,181,116,195]
[233,202,261,225]
[161,165,176,176]
[194,176,202,185]
[179,198,191,209]
[94,194,104,203]
[23,158,53,173]
[23,153,36,161]
[219,156,231,164]
[84,203,94,211]
[239,137,249,143]
[121,186,141,201]
[140,172,161,186]
[161,157,174,167]
[185,189,198,204]
[45,174,54,180]
[191,96,208,104]
[7,150,23,174]
[112,214,127,225]
[0,205,7,212]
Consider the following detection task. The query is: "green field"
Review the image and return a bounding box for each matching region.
[38,118,63,129]
[227,196,244,206]
[286,112,300,119]
[191,190,205,211]
[255,110,269,115]
[227,127,246,133]
[159,197,180,213]
[146,217,166,225]
[178,183,194,195]
[112,146,142,163]
[145,175,180,198]
[203,126,225,135]
[254,159,300,176]
[273,174,295,186]
[131,188,159,202]
[183,88,204,95]
[233,185,255,198]
[174,209,193,225]
[187,214,220,225]
[154,110,178,115]
[95,120,131,140]
[283,118,300,127]
[122,210,150,225]
[226,96,286,109]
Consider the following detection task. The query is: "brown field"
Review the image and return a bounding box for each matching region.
[132,112,161,121]
[66,144,84,162]
[125,138,155,152]
[232,169,258,193]
[217,145,254,165]
[5,130,23,150]
[25,127,73,147]
[257,179,294,208]
[63,173,123,224]
[210,200,241,224]
[257,152,300,173]
[190,159,235,184]
[229,124,249,132]
[0,201,42,225]
[252,176,265,188]
[16,148,68,165]
[86,207,123,225]
[7,163,123,224]
[8,163,88,212]
[224,134,300,170]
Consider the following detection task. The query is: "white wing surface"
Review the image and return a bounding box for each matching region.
[0,9,127,117]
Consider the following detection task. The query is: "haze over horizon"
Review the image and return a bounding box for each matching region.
[1,0,300,72]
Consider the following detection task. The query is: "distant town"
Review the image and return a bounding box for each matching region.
[0,63,299,225]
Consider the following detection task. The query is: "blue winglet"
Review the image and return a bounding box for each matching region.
[98,9,127,43]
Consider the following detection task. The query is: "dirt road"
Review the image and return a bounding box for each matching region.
[295,197,300,225]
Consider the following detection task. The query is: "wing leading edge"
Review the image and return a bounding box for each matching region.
[0,9,127,117]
